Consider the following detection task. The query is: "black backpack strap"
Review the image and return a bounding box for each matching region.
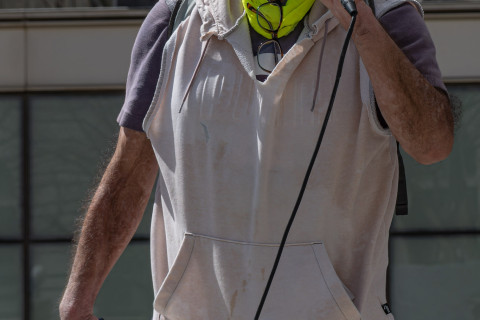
[166,0,196,38]
[166,0,184,38]
[366,0,376,16]
[395,142,408,215]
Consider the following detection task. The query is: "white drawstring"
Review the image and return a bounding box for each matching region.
[178,36,213,113]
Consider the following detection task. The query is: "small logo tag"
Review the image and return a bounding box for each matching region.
[382,303,392,315]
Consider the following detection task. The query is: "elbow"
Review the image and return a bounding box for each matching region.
[411,133,454,165]
[399,87,457,165]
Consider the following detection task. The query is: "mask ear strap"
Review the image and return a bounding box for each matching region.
[243,0,275,39]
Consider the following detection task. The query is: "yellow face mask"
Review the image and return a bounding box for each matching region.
[243,0,315,39]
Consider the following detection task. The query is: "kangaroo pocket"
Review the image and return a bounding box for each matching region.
[154,233,361,320]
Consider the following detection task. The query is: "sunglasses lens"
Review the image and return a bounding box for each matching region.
[257,40,283,73]
[257,2,282,32]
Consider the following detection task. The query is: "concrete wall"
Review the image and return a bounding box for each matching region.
[0,10,479,91]
[0,18,140,90]
[426,14,480,81]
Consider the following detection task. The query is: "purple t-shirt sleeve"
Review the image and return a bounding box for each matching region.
[117,0,171,132]
[379,3,447,93]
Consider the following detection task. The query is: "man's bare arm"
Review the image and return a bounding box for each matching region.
[322,0,454,165]
[59,127,159,320]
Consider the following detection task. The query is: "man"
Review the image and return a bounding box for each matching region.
[60,0,453,318]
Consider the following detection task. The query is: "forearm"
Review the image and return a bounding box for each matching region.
[61,170,151,312]
[352,3,453,164]
[323,0,454,164]
[60,128,159,318]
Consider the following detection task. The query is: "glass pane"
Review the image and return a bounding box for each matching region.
[31,244,70,320]
[0,0,157,9]
[0,96,22,238]
[390,236,480,320]
[31,242,152,320]
[0,245,22,320]
[138,199,153,236]
[94,242,153,319]
[393,85,480,232]
[31,93,151,238]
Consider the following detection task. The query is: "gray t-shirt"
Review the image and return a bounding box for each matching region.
[117,0,446,132]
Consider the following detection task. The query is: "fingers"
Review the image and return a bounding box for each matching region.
[319,0,354,29]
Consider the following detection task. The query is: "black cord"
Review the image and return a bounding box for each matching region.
[254,13,358,320]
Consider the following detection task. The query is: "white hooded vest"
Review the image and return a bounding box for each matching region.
[143,0,421,318]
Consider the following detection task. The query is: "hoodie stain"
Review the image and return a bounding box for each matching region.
[230,290,238,316]
[200,122,210,143]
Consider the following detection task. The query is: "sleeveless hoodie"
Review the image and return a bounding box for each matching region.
[143,0,422,318]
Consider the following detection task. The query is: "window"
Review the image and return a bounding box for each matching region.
[0,95,22,319]
[0,92,153,320]
[390,84,480,319]
[0,246,22,320]
[29,93,151,238]
[0,96,22,239]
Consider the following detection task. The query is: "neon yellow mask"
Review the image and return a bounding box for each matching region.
[243,0,315,39]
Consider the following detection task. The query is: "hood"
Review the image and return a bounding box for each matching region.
[195,0,246,39]
[195,0,335,40]
[193,0,420,40]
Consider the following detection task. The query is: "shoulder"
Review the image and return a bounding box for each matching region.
[134,0,173,49]
[379,2,425,47]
